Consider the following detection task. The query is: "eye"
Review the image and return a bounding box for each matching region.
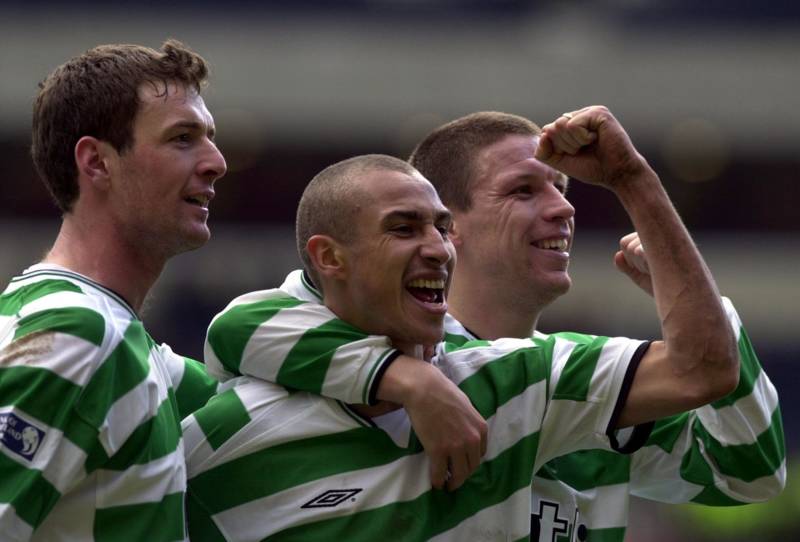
[390,224,413,236]
[436,225,449,238]
[511,185,533,197]
[173,133,192,144]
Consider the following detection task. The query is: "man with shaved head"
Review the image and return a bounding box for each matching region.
[182,107,772,540]
[212,108,783,540]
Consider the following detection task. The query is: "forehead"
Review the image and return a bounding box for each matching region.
[134,81,213,131]
[475,134,566,188]
[359,169,448,220]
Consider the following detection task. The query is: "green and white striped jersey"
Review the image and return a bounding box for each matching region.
[0,264,218,541]
[204,270,398,406]
[445,311,786,542]
[203,270,785,542]
[186,325,647,540]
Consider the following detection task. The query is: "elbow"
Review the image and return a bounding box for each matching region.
[697,345,740,404]
[678,339,740,407]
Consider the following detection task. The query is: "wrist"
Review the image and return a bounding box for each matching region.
[375,355,430,405]
[613,167,666,211]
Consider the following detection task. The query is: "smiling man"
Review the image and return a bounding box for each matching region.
[0,41,227,540]
[185,107,751,540]
[192,108,783,540]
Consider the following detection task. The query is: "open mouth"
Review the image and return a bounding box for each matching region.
[184,195,210,208]
[533,238,568,252]
[406,278,445,305]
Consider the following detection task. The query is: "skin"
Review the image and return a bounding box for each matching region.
[448,134,574,340]
[377,104,737,480]
[46,81,227,311]
[536,106,739,427]
[307,169,486,490]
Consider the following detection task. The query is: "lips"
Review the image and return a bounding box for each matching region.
[183,191,214,208]
[406,278,445,305]
[533,237,569,252]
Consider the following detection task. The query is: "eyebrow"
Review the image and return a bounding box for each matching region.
[383,209,452,224]
[167,120,216,139]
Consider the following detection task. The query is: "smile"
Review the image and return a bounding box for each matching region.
[534,238,568,252]
[406,278,445,305]
[184,194,210,208]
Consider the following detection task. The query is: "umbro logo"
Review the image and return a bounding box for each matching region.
[301,489,363,509]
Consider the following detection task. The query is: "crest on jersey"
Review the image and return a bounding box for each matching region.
[302,489,362,509]
[0,412,46,461]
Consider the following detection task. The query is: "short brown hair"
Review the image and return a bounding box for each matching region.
[296,154,418,285]
[31,39,209,213]
[408,111,541,211]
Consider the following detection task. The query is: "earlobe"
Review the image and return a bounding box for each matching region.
[74,136,113,191]
[306,235,347,280]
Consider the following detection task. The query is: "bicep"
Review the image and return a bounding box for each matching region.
[618,341,703,428]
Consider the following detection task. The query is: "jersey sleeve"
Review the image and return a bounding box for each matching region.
[156,342,219,419]
[629,297,786,504]
[439,335,646,471]
[0,328,102,539]
[535,334,649,466]
[204,289,400,405]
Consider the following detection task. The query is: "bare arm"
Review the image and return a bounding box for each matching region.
[207,284,487,491]
[376,356,488,490]
[536,106,739,428]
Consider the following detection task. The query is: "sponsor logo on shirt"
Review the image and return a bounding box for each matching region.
[531,500,587,542]
[0,412,45,461]
[301,489,363,509]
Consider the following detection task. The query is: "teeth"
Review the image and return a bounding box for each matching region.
[407,279,445,289]
[535,239,568,251]
[187,195,209,207]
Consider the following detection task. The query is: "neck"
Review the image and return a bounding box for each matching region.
[447,272,543,340]
[44,215,167,313]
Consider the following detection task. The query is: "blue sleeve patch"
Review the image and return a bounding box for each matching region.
[0,412,46,461]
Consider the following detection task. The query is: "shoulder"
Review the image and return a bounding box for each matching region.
[183,378,356,474]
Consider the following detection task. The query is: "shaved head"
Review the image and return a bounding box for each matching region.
[296,154,419,285]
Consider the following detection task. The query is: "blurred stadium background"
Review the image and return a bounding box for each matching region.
[1,1,798,540]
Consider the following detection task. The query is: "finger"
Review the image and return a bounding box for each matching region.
[572,126,597,146]
[620,231,637,249]
[547,130,581,155]
[625,237,648,273]
[429,454,447,490]
[446,454,469,491]
[622,244,639,270]
[466,437,482,478]
[615,251,641,282]
[552,116,589,150]
[614,251,630,274]
[535,131,556,162]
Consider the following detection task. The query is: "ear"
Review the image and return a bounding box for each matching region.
[306,235,347,281]
[449,217,464,248]
[74,136,114,191]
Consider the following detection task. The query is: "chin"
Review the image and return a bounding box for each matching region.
[185,226,212,249]
[404,326,444,347]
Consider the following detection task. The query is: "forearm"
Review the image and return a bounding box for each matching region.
[615,171,738,398]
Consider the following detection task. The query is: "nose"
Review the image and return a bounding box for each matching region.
[420,226,453,266]
[199,140,228,182]
[543,185,575,223]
